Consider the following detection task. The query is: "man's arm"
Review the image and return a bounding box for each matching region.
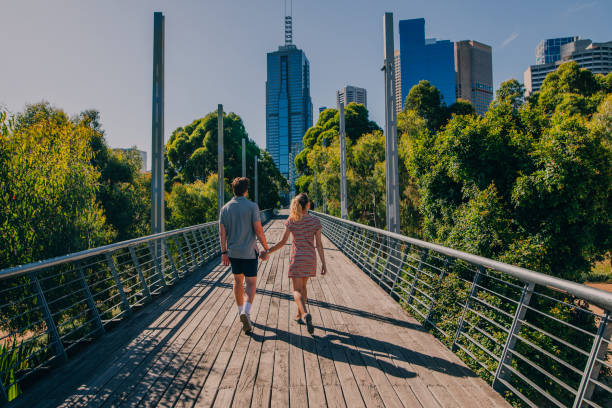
[254,221,269,256]
[219,223,230,266]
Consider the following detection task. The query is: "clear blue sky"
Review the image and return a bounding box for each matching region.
[1,0,610,169]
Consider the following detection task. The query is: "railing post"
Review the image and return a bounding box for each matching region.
[426,257,450,323]
[173,236,190,275]
[191,230,203,263]
[147,242,167,290]
[163,239,181,282]
[183,231,197,268]
[371,236,383,277]
[493,281,535,391]
[29,273,67,362]
[129,246,151,300]
[76,263,105,335]
[407,250,428,304]
[573,311,612,408]
[105,253,132,316]
[390,245,409,295]
[364,232,375,275]
[198,228,210,262]
[452,266,483,351]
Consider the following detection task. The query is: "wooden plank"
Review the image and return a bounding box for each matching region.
[249,228,285,407]
[231,243,279,407]
[64,263,229,408]
[101,268,232,407]
[270,241,290,408]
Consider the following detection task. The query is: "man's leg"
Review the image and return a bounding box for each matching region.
[232,273,245,313]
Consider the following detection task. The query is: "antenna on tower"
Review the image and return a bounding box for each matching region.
[284,0,293,45]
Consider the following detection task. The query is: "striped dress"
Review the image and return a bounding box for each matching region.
[285,215,322,278]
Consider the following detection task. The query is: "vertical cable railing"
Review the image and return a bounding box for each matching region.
[311,211,612,408]
[0,209,273,404]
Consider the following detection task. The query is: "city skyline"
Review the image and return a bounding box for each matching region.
[1,0,610,169]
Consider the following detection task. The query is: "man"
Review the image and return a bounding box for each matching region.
[219,177,270,334]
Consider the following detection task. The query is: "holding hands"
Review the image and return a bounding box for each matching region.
[259,250,269,261]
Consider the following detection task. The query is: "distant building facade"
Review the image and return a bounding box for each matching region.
[266,16,313,182]
[524,38,612,96]
[116,148,147,173]
[318,106,328,113]
[394,50,402,115]
[336,85,367,108]
[399,18,456,109]
[454,40,493,115]
[536,36,580,65]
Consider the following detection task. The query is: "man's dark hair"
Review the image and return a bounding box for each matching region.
[232,177,249,196]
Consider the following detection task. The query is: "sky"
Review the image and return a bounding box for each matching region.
[1,0,610,170]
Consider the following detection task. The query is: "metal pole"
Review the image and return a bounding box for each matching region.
[217,104,224,213]
[254,155,259,205]
[242,138,246,177]
[151,12,165,236]
[383,12,400,234]
[338,101,348,219]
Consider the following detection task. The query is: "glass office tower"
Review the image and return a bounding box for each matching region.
[266,30,312,184]
[399,18,456,109]
[536,37,580,64]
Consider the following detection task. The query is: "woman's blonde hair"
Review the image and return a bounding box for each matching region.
[289,193,310,222]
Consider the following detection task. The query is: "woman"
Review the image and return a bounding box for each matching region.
[264,193,327,335]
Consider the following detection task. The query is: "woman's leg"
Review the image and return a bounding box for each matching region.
[291,277,308,319]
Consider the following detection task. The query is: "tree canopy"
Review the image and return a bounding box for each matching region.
[166,109,287,214]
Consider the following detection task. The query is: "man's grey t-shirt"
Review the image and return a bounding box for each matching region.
[219,196,260,259]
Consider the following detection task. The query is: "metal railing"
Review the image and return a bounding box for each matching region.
[311,211,612,408]
[0,209,273,403]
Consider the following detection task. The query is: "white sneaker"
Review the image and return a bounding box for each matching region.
[240,312,253,334]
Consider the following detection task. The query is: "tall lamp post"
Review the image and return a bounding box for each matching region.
[242,138,246,177]
[338,101,348,219]
[383,12,400,233]
[151,11,165,236]
[217,104,224,213]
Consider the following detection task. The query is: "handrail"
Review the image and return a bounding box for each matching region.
[0,221,218,280]
[310,210,612,408]
[0,209,274,403]
[311,211,612,311]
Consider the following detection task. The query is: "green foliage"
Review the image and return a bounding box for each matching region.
[0,103,112,270]
[167,175,219,229]
[165,110,287,210]
[0,338,32,401]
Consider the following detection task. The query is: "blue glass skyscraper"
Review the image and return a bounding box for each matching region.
[399,18,456,108]
[266,16,312,183]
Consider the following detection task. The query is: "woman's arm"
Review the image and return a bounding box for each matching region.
[315,230,327,275]
[266,227,291,254]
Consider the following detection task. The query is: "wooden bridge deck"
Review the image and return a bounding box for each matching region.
[17,215,509,407]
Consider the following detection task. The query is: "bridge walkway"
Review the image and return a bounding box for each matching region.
[15,215,508,407]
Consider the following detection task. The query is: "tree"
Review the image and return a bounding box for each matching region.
[166,110,286,210]
[495,79,525,110]
[0,103,111,270]
[403,80,449,131]
[167,175,219,229]
[76,110,150,241]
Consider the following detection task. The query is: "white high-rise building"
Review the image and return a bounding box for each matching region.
[336,85,367,108]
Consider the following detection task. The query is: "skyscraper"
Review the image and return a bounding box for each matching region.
[266,14,313,183]
[399,18,456,109]
[394,50,402,115]
[336,85,367,108]
[454,40,493,115]
[524,38,611,96]
[536,36,580,64]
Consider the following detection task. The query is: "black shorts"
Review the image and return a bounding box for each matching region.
[229,257,258,278]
